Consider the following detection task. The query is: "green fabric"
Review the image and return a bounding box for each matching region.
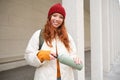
[38,29,44,50]
[57,77,61,80]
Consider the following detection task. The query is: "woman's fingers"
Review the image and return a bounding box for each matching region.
[49,52,57,60]
[73,57,82,64]
[49,54,56,60]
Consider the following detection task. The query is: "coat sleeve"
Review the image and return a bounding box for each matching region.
[24,30,44,67]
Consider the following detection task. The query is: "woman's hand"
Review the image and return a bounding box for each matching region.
[37,50,57,62]
[73,56,82,64]
[49,52,57,60]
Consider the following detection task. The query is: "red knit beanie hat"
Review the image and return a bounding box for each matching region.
[48,3,66,18]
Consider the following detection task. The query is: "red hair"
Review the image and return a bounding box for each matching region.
[43,19,71,52]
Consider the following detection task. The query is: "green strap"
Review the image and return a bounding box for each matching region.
[38,29,44,50]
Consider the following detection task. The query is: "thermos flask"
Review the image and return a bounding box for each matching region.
[57,53,83,70]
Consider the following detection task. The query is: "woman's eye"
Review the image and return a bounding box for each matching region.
[59,16,64,19]
[52,14,57,17]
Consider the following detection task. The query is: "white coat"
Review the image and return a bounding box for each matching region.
[25,29,77,80]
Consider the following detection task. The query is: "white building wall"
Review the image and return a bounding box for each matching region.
[90,0,120,79]
[109,0,120,65]
[102,0,111,72]
[90,0,103,80]
[0,0,61,71]
[102,0,120,73]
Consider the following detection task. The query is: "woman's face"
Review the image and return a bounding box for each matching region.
[50,13,64,28]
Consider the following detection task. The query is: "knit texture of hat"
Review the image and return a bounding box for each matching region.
[48,3,66,18]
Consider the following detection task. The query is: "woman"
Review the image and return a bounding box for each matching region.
[25,3,81,80]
